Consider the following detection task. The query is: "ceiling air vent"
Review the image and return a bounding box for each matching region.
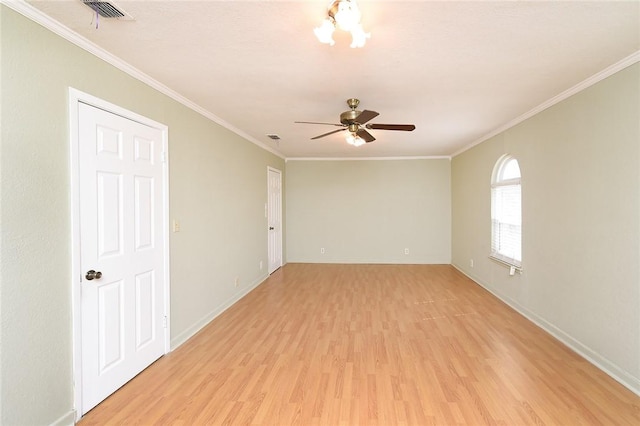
[82,1,127,18]
[267,134,281,140]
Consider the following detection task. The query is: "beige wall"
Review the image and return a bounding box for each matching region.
[286,159,451,264]
[452,63,640,393]
[0,6,284,424]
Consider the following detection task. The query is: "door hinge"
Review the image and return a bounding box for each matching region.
[163,315,167,328]
[161,151,167,163]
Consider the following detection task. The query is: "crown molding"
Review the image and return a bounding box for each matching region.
[2,0,285,160]
[451,50,640,158]
[286,156,450,162]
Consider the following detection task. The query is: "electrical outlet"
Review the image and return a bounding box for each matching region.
[320,248,325,254]
[259,261,263,270]
[404,248,409,255]
[470,259,474,268]
[234,277,239,288]
[172,220,180,232]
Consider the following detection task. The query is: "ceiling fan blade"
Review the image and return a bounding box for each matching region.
[356,128,376,143]
[354,110,380,125]
[366,124,416,131]
[295,121,344,127]
[311,128,347,140]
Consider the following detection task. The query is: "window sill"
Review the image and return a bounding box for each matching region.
[489,255,522,274]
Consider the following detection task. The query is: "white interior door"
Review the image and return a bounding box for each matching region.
[78,102,166,414]
[267,167,282,274]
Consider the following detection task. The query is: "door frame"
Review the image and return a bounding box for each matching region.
[267,166,283,274]
[69,88,171,420]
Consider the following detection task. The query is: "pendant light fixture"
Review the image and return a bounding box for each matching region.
[314,0,370,48]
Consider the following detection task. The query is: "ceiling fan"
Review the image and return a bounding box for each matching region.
[295,98,416,145]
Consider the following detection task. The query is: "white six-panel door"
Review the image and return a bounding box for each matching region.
[78,102,166,414]
[267,167,282,274]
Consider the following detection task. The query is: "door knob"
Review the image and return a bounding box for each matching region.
[85,270,102,281]
[269,227,274,230]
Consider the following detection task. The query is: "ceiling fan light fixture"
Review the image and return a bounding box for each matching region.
[346,133,365,147]
[315,0,369,48]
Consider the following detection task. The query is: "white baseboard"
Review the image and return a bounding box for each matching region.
[285,258,451,265]
[451,263,640,397]
[49,409,76,426]
[170,273,269,350]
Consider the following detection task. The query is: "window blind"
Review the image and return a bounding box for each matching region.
[491,183,521,266]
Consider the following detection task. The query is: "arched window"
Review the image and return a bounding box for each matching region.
[491,155,521,268]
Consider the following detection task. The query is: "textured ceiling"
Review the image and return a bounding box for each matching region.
[26,1,640,158]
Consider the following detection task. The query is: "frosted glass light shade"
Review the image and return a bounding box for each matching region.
[346,133,365,146]
[334,0,361,31]
[350,23,370,48]
[314,19,336,45]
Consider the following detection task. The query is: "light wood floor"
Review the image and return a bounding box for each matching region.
[80,264,639,425]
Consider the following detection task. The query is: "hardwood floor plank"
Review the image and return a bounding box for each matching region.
[79,264,640,425]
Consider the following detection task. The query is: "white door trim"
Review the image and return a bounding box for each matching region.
[69,88,171,420]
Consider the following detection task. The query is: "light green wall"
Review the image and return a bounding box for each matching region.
[2,4,639,425]
[1,6,284,424]
[452,63,640,393]
[286,159,451,264]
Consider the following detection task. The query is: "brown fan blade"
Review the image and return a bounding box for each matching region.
[311,128,347,140]
[295,121,345,127]
[365,124,416,131]
[354,110,379,125]
[356,128,376,143]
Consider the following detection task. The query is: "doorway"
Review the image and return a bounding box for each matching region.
[267,167,282,274]
[70,89,170,418]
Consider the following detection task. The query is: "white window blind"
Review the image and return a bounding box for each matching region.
[491,156,521,268]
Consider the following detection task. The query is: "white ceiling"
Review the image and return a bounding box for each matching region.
[26,0,640,158]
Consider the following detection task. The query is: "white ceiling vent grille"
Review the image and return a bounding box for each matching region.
[82,1,130,19]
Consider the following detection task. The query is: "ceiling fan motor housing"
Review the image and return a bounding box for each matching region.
[340,109,362,125]
[341,98,362,124]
